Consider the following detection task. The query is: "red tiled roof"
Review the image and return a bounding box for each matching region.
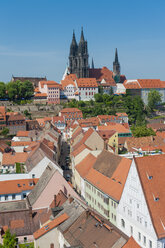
[35,93,47,97]
[2,152,28,165]
[89,67,114,83]
[85,157,131,201]
[40,80,61,89]
[98,123,131,134]
[124,79,165,89]
[60,108,82,113]
[33,213,69,239]
[77,78,98,87]
[16,131,29,137]
[0,178,38,194]
[64,73,78,81]
[72,128,94,152]
[71,143,92,157]
[61,79,76,89]
[78,117,100,127]
[34,87,40,92]
[135,155,165,238]
[11,141,33,147]
[97,130,117,140]
[52,116,65,123]
[125,136,165,152]
[75,153,97,178]
[123,237,140,248]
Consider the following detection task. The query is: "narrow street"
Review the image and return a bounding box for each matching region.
[59,140,72,182]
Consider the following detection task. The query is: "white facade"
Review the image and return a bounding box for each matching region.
[0,190,31,202]
[79,86,98,101]
[117,159,165,248]
[0,158,62,180]
[61,83,77,100]
[11,145,29,153]
[100,79,117,94]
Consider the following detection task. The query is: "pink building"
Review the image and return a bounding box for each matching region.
[38,81,61,104]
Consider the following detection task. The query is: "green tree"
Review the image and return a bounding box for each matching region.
[148,90,162,111]
[94,93,103,102]
[0,82,6,99]
[23,80,34,99]
[1,229,17,248]
[78,100,86,107]
[6,82,18,100]
[131,125,155,137]
[1,128,9,136]
[124,95,146,125]
[102,94,111,103]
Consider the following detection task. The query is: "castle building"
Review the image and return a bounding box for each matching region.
[69,28,89,78]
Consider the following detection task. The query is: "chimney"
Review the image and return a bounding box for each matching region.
[54,195,57,207]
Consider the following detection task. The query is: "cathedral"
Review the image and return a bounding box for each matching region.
[69,28,89,78]
[68,28,121,81]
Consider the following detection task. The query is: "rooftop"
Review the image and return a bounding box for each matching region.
[0,178,38,195]
[75,153,97,178]
[135,155,165,239]
[2,152,28,165]
[33,213,69,240]
[124,79,165,89]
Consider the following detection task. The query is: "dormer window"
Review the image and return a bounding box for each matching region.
[148,175,153,180]
[154,197,159,202]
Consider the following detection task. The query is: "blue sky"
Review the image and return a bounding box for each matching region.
[0,0,165,82]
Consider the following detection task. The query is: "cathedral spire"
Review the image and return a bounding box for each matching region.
[115,48,119,64]
[71,30,77,46]
[80,27,85,42]
[91,58,94,69]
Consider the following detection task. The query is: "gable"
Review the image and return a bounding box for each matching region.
[84,131,104,151]
[118,159,157,239]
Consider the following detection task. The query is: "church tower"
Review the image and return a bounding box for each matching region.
[113,48,120,83]
[69,30,78,76]
[69,28,89,78]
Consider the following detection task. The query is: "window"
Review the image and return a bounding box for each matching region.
[137,203,139,208]
[114,215,116,221]
[138,232,141,242]
[149,240,152,248]
[145,221,147,227]
[143,236,146,246]
[121,219,125,228]
[12,194,16,200]
[111,213,113,219]
[23,193,26,199]
[5,195,8,201]
[24,237,27,243]
[32,174,35,178]
[130,226,133,235]
[114,203,116,209]
[130,199,132,204]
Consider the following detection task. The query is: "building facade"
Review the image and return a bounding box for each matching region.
[117,158,165,248]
